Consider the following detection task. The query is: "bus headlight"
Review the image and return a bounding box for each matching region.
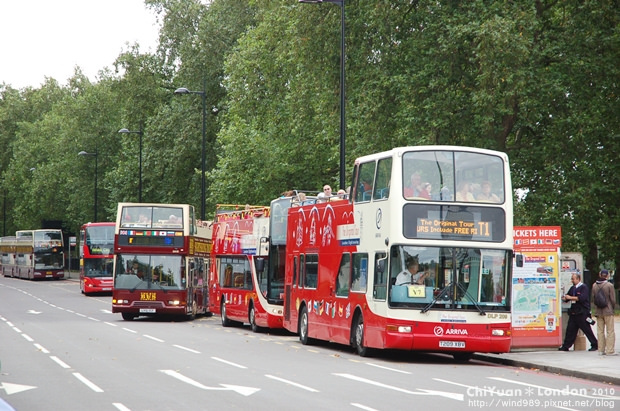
[492,329,505,336]
[168,300,180,306]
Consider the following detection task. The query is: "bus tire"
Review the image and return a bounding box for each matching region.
[188,299,197,321]
[121,313,136,321]
[299,306,311,345]
[249,305,261,333]
[221,301,231,327]
[353,314,370,357]
[453,352,473,362]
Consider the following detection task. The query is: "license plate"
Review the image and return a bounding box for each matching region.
[102,288,112,291]
[139,308,156,313]
[439,341,465,348]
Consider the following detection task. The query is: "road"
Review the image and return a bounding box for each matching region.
[1,276,618,411]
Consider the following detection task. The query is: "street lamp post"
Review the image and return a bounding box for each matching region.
[78,150,98,221]
[174,81,207,220]
[299,0,346,191]
[118,126,143,203]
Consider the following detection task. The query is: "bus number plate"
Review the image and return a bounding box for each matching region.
[140,292,157,301]
[439,341,465,348]
[140,308,156,313]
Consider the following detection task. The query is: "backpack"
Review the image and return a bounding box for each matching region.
[594,285,608,309]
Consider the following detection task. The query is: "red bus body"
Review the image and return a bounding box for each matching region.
[1,230,65,280]
[208,205,284,331]
[112,203,212,321]
[79,222,115,295]
[279,146,513,358]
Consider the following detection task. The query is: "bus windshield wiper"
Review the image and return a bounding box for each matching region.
[421,284,452,313]
[421,283,486,315]
[455,281,486,315]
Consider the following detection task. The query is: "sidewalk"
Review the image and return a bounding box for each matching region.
[475,318,620,386]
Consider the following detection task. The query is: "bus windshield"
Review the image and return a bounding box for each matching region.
[389,245,509,309]
[114,254,184,290]
[84,258,114,278]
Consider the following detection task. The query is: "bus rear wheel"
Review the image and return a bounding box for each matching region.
[299,306,310,345]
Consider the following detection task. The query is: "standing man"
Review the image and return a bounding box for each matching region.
[559,273,598,351]
[592,269,616,356]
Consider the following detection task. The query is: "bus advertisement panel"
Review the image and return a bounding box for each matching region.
[278,146,513,359]
[79,222,115,295]
[112,203,212,321]
[208,205,284,332]
[10,229,65,280]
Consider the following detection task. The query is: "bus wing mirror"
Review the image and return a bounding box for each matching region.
[515,253,523,267]
[255,257,265,273]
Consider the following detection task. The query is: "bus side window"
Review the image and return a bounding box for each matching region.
[373,252,387,300]
[336,254,351,297]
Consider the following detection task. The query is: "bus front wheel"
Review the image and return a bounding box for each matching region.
[353,314,370,357]
[249,305,261,333]
[221,301,231,327]
[121,313,136,321]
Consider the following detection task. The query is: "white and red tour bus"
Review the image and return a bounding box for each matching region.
[79,222,115,295]
[111,203,212,321]
[208,204,285,331]
[0,229,65,280]
[279,146,513,359]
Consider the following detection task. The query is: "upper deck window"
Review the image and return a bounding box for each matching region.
[402,150,505,204]
[120,206,185,229]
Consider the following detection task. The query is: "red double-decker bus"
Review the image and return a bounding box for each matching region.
[79,222,115,295]
[208,204,284,332]
[279,146,513,359]
[111,203,212,321]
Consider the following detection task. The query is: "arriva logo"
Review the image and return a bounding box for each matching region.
[445,329,468,335]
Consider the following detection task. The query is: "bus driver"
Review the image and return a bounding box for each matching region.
[396,258,428,286]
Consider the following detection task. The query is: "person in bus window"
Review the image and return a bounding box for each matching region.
[404,173,423,198]
[476,181,500,203]
[420,182,432,200]
[323,185,333,199]
[131,261,144,279]
[456,181,475,201]
[396,258,428,286]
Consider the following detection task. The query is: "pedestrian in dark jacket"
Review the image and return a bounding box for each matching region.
[559,273,598,351]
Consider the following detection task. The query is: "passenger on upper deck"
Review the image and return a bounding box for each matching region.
[404,172,423,198]
[455,181,475,201]
[476,181,500,203]
[420,182,432,200]
[336,189,347,200]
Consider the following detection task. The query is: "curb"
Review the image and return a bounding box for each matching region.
[474,354,620,386]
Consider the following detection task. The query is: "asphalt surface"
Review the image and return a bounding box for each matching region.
[63,274,620,386]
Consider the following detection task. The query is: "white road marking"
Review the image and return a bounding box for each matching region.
[50,356,71,369]
[143,334,164,342]
[161,370,259,396]
[113,403,131,411]
[21,333,34,342]
[173,344,200,354]
[265,374,319,392]
[366,362,411,374]
[33,343,49,354]
[334,373,463,400]
[211,357,246,369]
[0,382,37,395]
[351,403,379,411]
[73,372,104,392]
